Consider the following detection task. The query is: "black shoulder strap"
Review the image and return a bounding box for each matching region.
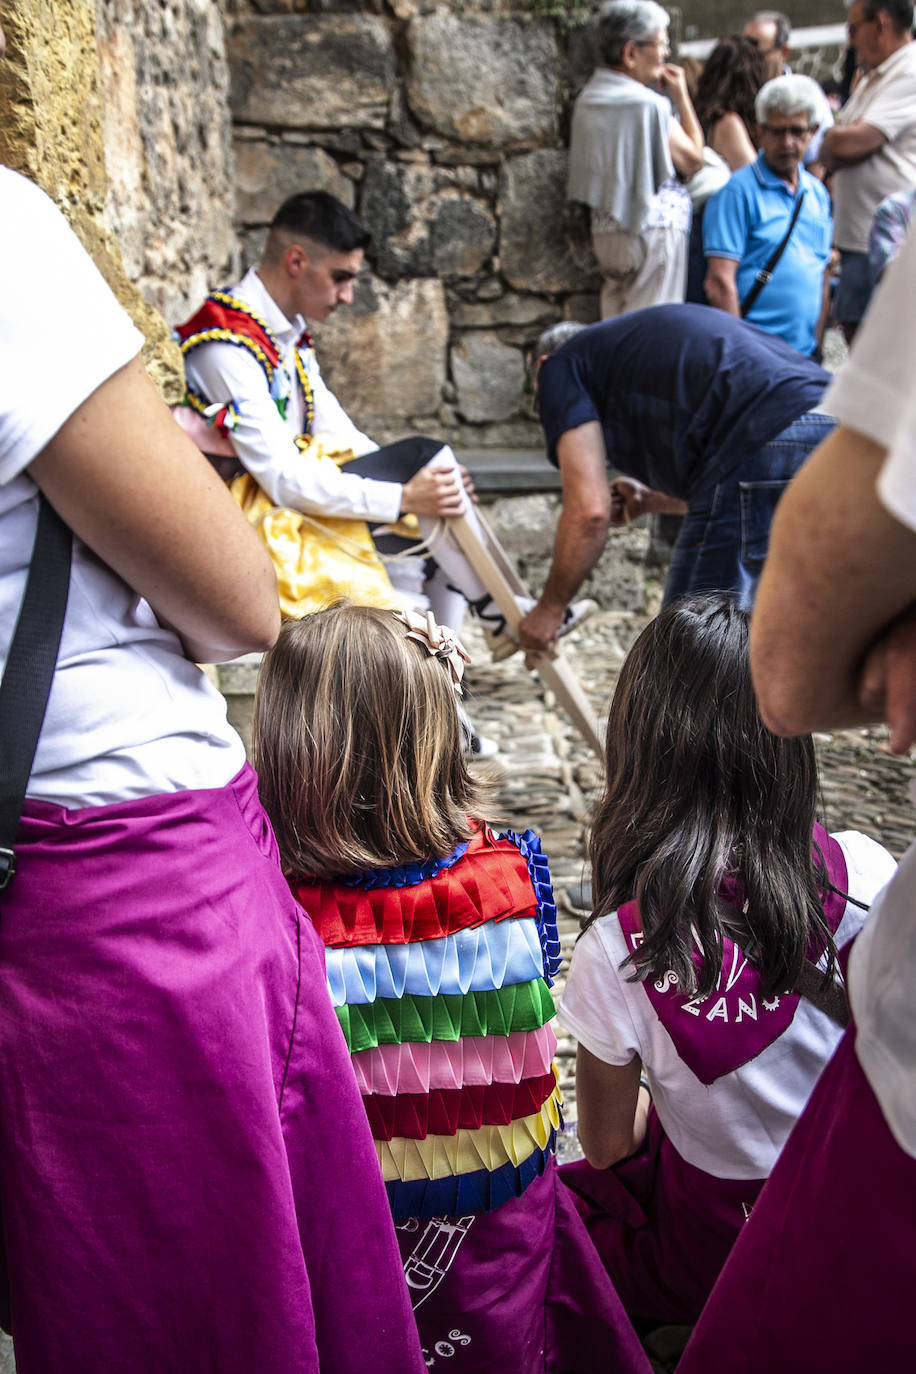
[0,495,73,891]
[740,189,807,319]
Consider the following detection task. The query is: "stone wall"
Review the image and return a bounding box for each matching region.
[221,0,845,447]
[0,0,186,397]
[95,0,240,327]
[225,0,602,447]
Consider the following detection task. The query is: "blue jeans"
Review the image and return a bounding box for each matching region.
[664,410,835,611]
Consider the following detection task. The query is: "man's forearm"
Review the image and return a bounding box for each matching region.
[539,505,610,610]
[820,122,885,173]
[705,267,741,316]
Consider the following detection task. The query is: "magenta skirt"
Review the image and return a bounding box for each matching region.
[0,765,423,1374]
[679,1026,916,1372]
[396,1157,651,1373]
[560,1108,765,1326]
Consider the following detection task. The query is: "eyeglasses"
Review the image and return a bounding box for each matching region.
[760,123,813,139]
[636,38,671,55]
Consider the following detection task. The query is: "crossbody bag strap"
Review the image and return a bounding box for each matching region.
[0,495,73,891]
[740,189,806,318]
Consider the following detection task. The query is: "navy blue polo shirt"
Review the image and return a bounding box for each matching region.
[538,304,830,500]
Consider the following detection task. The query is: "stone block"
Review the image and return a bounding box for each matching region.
[234,140,354,224]
[500,149,596,295]
[360,160,496,280]
[451,293,554,328]
[311,275,448,430]
[405,13,558,147]
[451,332,525,423]
[229,15,396,131]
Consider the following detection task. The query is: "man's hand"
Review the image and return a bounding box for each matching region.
[610,477,687,525]
[518,600,566,655]
[859,604,916,754]
[400,463,467,517]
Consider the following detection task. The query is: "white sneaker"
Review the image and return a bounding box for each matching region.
[480,597,598,663]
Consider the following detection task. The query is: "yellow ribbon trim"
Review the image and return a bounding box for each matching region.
[375,1083,563,1183]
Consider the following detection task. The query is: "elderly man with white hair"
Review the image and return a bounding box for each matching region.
[568,0,704,317]
[703,74,833,357]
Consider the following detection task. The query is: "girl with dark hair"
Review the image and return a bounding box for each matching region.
[254,602,651,1374]
[558,595,895,1326]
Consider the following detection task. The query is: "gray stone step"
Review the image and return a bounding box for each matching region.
[457,448,561,495]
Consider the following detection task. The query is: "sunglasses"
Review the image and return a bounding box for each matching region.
[760,123,813,138]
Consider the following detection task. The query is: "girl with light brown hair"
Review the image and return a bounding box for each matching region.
[254,602,650,1374]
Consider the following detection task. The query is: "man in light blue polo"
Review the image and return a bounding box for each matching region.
[703,75,832,357]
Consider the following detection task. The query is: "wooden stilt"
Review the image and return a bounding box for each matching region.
[446,512,605,759]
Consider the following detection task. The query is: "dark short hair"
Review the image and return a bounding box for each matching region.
[860,0,914,31]
[747,9,792,47]
[269,191,371,253]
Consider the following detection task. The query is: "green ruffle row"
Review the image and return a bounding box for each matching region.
[336,976,556,1053]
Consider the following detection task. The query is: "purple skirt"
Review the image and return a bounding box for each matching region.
[679,1026,916,1372]
[560,1109,765,1326]
[397,1158,651,1373]
[0,765,423,1374]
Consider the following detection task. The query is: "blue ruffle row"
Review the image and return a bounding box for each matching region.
[386,1132,557,1220]
[339,841,470,892]
[499,830,561,987]
[325,917,544,1007]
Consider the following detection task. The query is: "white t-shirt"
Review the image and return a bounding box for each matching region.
[824,220,916,1157]
[558,831,896,1179]
[0,168,245,807]
[832,41,916,253]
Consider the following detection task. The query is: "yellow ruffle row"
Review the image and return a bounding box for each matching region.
[375,1083,563,1183]
[230,447,399,619]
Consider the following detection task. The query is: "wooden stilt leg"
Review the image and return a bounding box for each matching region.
[446,512,605,760]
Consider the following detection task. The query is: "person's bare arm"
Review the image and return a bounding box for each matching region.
[28,357,280,664]
[704,256,742,315]
[517,421,611,653]
[820,120,887,173]
[575,1046,650,1170]
[709,111,757,171]
[661,64,704,178]
[750,425,916,739]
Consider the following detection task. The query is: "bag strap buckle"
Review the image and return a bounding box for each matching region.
[0,849,16,893]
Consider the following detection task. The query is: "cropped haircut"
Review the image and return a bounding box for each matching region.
[748,9,792,47]
[756,73,822,125]
[693,36,767,140]
[858,0,914,31]
[596,0,670,67]
[253,604,491,881]
[586,595,838,1001]
[268,191,371,256]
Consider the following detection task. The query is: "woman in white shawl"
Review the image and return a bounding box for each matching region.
[569,0,704,317]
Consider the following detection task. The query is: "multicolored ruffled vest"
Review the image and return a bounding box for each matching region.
[174,291,315,444]
[292,826,564,1220]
